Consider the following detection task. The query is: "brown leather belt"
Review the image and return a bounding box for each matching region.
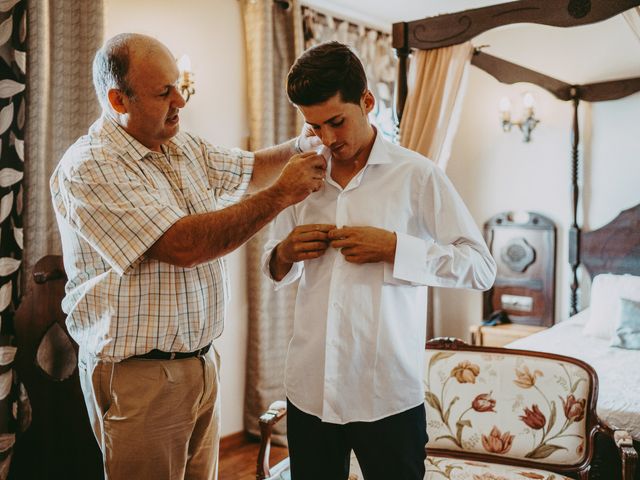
[132,343,211,360]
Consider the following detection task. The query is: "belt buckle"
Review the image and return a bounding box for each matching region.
[169,352,176,360]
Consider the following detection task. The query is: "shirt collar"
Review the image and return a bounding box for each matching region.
[363,126,393,166]
[93,114,186,161]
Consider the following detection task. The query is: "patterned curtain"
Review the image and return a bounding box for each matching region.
[0,0,28,477]
[301,7,396,141]
[24,0,103,284]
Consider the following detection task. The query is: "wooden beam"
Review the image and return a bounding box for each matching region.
[578,77,640,102]
[471,51,640,103]
[397,0,640,51]
[471,51,573,100]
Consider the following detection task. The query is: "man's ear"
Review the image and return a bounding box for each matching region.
[362,90,375,115]
[107,89,128,114]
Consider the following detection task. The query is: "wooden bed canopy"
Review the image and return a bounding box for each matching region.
[392,0,640,315]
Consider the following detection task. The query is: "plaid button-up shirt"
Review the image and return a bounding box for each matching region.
[51,115,254,361]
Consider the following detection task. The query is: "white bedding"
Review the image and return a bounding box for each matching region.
[508,309,640,440]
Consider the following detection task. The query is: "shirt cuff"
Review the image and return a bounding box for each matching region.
[386,232,429,286]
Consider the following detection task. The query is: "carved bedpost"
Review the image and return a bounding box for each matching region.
[568,89,581,316]
[392,21,410,141]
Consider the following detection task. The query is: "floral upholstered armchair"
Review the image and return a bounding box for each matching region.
[424,338,610,480]
[258,337,636,479]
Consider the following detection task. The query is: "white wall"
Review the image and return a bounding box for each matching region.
[104,0,250,436]
[437,22,640,340]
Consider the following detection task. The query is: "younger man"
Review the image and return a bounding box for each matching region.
[263,41,496,479]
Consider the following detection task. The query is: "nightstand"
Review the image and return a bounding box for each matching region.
[470,323,547,347]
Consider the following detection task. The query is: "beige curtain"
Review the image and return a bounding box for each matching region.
[241,0,303,443]
[398,43,472,339]
[24,0,103,284]
[400,42,472,170]
[623,6,640,42]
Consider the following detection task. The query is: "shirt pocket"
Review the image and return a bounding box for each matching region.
[187,188,218,214]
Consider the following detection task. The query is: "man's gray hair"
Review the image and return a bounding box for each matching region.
[92,33,137,111]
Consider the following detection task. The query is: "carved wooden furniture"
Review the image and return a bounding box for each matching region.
[509,203,640,479]
[424,337,637,480]
[10,255,103,479]
[257,336,637,479]
[483,211,556,327]
[470,322,546,347]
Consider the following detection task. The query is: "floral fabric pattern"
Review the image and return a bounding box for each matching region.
[425,456,573,480]
[424,350,591,466]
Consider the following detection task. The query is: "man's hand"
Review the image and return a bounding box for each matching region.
[270,224,335,280]
[272,152,326,205]
[328,226,397,264]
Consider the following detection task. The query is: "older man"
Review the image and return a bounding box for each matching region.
[50,33,325,479]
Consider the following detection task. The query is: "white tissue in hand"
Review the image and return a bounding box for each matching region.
[316,145,331,160]
[297,134,322,152]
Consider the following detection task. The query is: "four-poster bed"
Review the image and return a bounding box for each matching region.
[392,0,640,314]
[392,0,640,477]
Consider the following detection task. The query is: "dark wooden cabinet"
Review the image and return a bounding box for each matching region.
[483,211,556,327]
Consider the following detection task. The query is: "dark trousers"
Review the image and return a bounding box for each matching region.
[286,399,427,480]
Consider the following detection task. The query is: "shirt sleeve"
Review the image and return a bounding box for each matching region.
[260,206,303,289]
[51,154,187,276]
[388,164,496,290]
[202,140,254,207]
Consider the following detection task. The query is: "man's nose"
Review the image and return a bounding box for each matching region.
[320,128,336,146]
[174,87,187,108]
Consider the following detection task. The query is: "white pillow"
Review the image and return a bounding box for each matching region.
[582,274,640,340]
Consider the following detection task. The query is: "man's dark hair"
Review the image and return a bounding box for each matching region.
[287,41,367,106]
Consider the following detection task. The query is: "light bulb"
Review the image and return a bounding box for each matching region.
[499,96,511,112]
[177,54,191,72]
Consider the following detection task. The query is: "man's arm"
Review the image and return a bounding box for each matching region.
[147,152,326,268]
[248,139,298,193]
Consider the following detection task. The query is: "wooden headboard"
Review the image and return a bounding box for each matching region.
[580,203,640,279]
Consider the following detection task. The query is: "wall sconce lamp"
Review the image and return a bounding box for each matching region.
[499,92,539,142]
[177,54,195,102]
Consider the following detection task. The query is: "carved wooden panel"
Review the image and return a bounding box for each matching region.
[581,203,640,279]
[483,212,556,327]
[393,0,640,50]
[11,255,103,479]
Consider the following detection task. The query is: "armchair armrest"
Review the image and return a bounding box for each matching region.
[614,429,638,480]
[257,400,287,480]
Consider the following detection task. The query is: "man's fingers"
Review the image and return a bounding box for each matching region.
[298,231,330,243]
[296,224,335,234]
[294,241,328,253]
[328,227,355,240]
[330,239,356,249]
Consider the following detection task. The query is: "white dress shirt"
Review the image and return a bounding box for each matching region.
[262,132,496,424]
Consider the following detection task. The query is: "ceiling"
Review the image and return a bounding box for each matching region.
[301,0,508,29]
[300,0,640,84]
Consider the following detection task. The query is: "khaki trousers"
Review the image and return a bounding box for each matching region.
[78,349,221,480]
